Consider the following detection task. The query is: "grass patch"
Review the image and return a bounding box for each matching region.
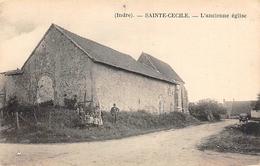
[0,109,200,143]
[198,121,260,155]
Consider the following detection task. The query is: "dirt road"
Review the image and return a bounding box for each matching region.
[0,120,259,166]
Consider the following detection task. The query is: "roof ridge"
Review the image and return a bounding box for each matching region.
[17,23,178,85]
[53,24,136,62]
[143,52,172,69]
[53,25,163,78]
[22,24,179,85]
[141,52,161,73]
[140,52,184,83]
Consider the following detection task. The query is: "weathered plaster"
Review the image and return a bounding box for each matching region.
[2,25,188,114]
[93,63,176,113]
[10,26,93,105]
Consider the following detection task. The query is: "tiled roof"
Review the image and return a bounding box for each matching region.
[54,24,178,84]
[1,69,23,76]
[138,52,184,83]
[224,101,253,115]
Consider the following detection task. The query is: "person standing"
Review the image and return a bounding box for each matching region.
[94,105,103,126]
[110,103,119,123]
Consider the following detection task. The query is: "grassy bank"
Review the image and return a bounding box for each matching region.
[0,109,200,143]
[198,121,260,155]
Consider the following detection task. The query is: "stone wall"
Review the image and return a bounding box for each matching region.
[4,75,28,103]
[251,110,260,118]
[0,74,6,109]
[2,25,189,113]
[0,74,5,94]
[180,84,189,113]
[11,25,93,105]
[0,74,29,108]
[92,63,177,114]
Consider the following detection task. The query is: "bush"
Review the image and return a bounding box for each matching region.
[102,110,199,129]
[64,97,77,109]
[39,100,54,107]
[237,122,260,136]
[6,96,19,113]
[254,93,260,110]
[198,122,260,154]
[0,108,201,143]
[2,96,19,125]
[189,99,227,121]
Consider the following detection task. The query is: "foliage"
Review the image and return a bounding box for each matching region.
[64,96,77,109]
[254,93,260,110]
[103,110,199,129]
[189,99,227,121]
[39,100,54,107]
[3,96,37,125]
[198,122,260,154]
[0,108,200,143]
[6,96,19,113]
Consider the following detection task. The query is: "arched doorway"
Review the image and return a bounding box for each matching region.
[37,75,54,104]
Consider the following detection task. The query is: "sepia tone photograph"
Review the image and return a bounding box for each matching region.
[0,0,259,165]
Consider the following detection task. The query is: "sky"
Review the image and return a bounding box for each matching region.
[0,0,259,102]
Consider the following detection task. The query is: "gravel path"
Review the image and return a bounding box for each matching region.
[0,120,259,166]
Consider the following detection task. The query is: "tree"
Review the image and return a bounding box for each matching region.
[189,99,227,121]
[254,93,260,110]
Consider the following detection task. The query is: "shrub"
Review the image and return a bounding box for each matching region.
[102,110,199,129]
[254,93,260,110]
[0,106,201,143]
[237,122,260,136]
[64,97,77,109]
[39,100,54,107]
[2,96,19,124]
[6,96,19,113]
[34,107,79,128]
[189,99,227,121]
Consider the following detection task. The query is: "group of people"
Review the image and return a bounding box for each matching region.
[77,104,103,127]
[76,103,120,127]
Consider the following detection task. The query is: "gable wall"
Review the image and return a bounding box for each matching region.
[7,26,93,105]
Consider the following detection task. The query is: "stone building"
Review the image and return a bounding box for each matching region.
[0,24,188,114]
[223,100,253,118]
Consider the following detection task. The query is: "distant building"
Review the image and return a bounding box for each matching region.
[223,100,253,117]
[0,24,188,114]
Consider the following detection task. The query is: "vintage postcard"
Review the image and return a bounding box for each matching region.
[0,0,259,165]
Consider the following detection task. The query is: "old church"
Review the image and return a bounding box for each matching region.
[0,24,188,114]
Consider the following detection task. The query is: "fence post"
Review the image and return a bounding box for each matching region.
[83,91,86,112]
[16,111,20,130]
[3,88,6,120]
[48,111,52,129]
[33,107,38,124]
[0,105,3,125]
[0,110,2,126]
